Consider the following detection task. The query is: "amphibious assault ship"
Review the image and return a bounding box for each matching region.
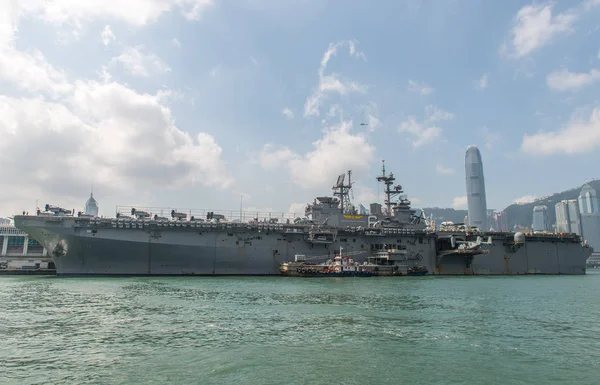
[14,162,591,276]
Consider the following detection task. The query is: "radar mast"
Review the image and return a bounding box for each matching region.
[376,160,404,216]
[332,170,355,214]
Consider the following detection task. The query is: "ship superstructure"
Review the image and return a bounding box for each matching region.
[13,161,591,276]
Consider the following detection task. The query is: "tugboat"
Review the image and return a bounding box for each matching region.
[280,248,378,277]
[407,265,428,276]
[279,247,429,277]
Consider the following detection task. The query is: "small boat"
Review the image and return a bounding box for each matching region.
[280,248,378,277]
[279,247,429,277]
[407,265,428,276]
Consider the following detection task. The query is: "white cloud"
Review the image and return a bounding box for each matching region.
[452,196,468,210]
[0,0,227,217]
[0,1,18,48]
[111,46,171,77]
[476,73,489,90]
[514,195,539,204]
[258,144,296,169]
[244,206,275,214]
[0,47,72,97]
[282,107,294,120]
[436,164,455,175]
[171,37,181,48]
[354,186,378,207]
[398,105,453,148]
[348,40,367,61]
[0,80,234,215]
[521,106,600,155]
[480,126,502,150]
[399,119,441,148]
[17,0,214,29]
[502,3,576,58]
[303,40,367,118]
[288,203,307,216]
[546,68,600,91]
[179,0,215,20]
[259,120,375,189]
[409,197,422,206]
[424,105,454,122]
[584,0,600,10]
[407,79,434,95]
[101,25,115,46]
[357,102,380,131]
[2,80,233,186]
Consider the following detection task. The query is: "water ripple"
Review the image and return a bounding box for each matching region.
[0,273,599,384]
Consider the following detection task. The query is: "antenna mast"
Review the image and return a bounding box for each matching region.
[376,160,403,216]
[332,170,354,214]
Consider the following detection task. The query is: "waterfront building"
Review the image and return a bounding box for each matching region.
[493,211,509,232]
[0,224,53,269]
[568,199,582,236]
[579,183,599,214]
[578,183,600,253]
[555,201,570,233]
[532,205,550,232]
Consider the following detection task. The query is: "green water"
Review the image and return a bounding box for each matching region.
[1,272,599,385]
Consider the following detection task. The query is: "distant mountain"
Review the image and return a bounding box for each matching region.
[501,179,600,229]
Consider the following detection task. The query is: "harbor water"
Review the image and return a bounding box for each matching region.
[1,272,599,384]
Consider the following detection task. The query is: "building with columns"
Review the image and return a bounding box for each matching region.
[0,224,52,269]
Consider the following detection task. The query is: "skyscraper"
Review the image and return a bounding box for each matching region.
[579,183,599,214]
[578,183,600,252]
[567,199,582,236]
[84,192,99,217]
[555,199,583,235]
[493,211,509,232]
[532,205,550,231]
[555,201,570,233]
[465,145,487,231]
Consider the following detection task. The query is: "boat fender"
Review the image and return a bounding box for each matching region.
[296,268,302,273]
[301,268,306,273]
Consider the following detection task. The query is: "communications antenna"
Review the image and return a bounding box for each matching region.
[376,160,404,216]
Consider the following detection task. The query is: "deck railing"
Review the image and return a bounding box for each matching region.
[115,206,303,224]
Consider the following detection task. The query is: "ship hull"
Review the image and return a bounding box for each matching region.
[14,216,590,276]
[435,234,589,275]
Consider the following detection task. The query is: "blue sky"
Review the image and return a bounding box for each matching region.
[1,0,600,218]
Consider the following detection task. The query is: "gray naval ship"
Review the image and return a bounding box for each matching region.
[14,162,592,276]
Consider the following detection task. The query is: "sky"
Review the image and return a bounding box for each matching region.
[1,0,600,218]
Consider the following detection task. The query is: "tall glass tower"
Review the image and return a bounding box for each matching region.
[465,145,488,231]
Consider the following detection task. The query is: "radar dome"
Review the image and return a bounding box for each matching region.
[514,232,526,243]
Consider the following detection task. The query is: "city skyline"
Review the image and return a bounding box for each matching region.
[1,1,599,218]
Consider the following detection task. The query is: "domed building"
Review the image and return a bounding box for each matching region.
[84,192,99,217]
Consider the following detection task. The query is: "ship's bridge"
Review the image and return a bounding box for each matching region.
[305,197,342,222]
